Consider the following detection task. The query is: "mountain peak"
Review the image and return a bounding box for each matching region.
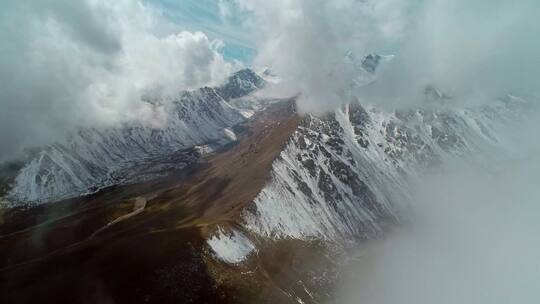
[216,68,266,100]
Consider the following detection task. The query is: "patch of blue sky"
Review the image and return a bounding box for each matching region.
[146,0,256,63]
[220,43,256,63]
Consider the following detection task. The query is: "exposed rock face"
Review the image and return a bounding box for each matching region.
[4,69,265,205]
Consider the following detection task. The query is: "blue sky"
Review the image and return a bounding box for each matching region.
[147,0,256,63]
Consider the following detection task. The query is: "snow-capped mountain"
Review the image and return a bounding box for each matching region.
[4,69,265,205]
[210,95,527,261]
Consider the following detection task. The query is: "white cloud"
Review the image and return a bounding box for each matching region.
[235,0,540,112]
[0,0,235,160]
[361,0,540,109]
[233,0,413,113]
[337,133,540,304]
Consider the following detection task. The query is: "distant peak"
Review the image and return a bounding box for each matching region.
[216,68,266,100]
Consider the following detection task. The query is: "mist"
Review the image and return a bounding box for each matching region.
[360,0,540,109]
[334,107,540,303]
[234,0,540,112]
[0,0,235,161]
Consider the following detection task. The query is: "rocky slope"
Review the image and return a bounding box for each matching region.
[3,69,265,205]
[0,100,301,304]
[210,94,527,259]
[198,91,529,304]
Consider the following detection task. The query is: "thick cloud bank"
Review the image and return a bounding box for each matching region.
[235,0,540,112]
[335,110,540,303]
[0,0,234,160]
[337,159,540,303]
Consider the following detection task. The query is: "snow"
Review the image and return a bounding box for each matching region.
[207,228,256,264]
[223,128,237,141]
[194,144,216,156]
[239,110,255,118]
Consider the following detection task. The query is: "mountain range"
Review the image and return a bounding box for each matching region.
[0,63,528,303]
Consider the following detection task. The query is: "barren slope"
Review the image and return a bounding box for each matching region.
[0,100,302,304]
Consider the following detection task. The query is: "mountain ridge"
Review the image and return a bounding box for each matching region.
[2,69,265,205]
